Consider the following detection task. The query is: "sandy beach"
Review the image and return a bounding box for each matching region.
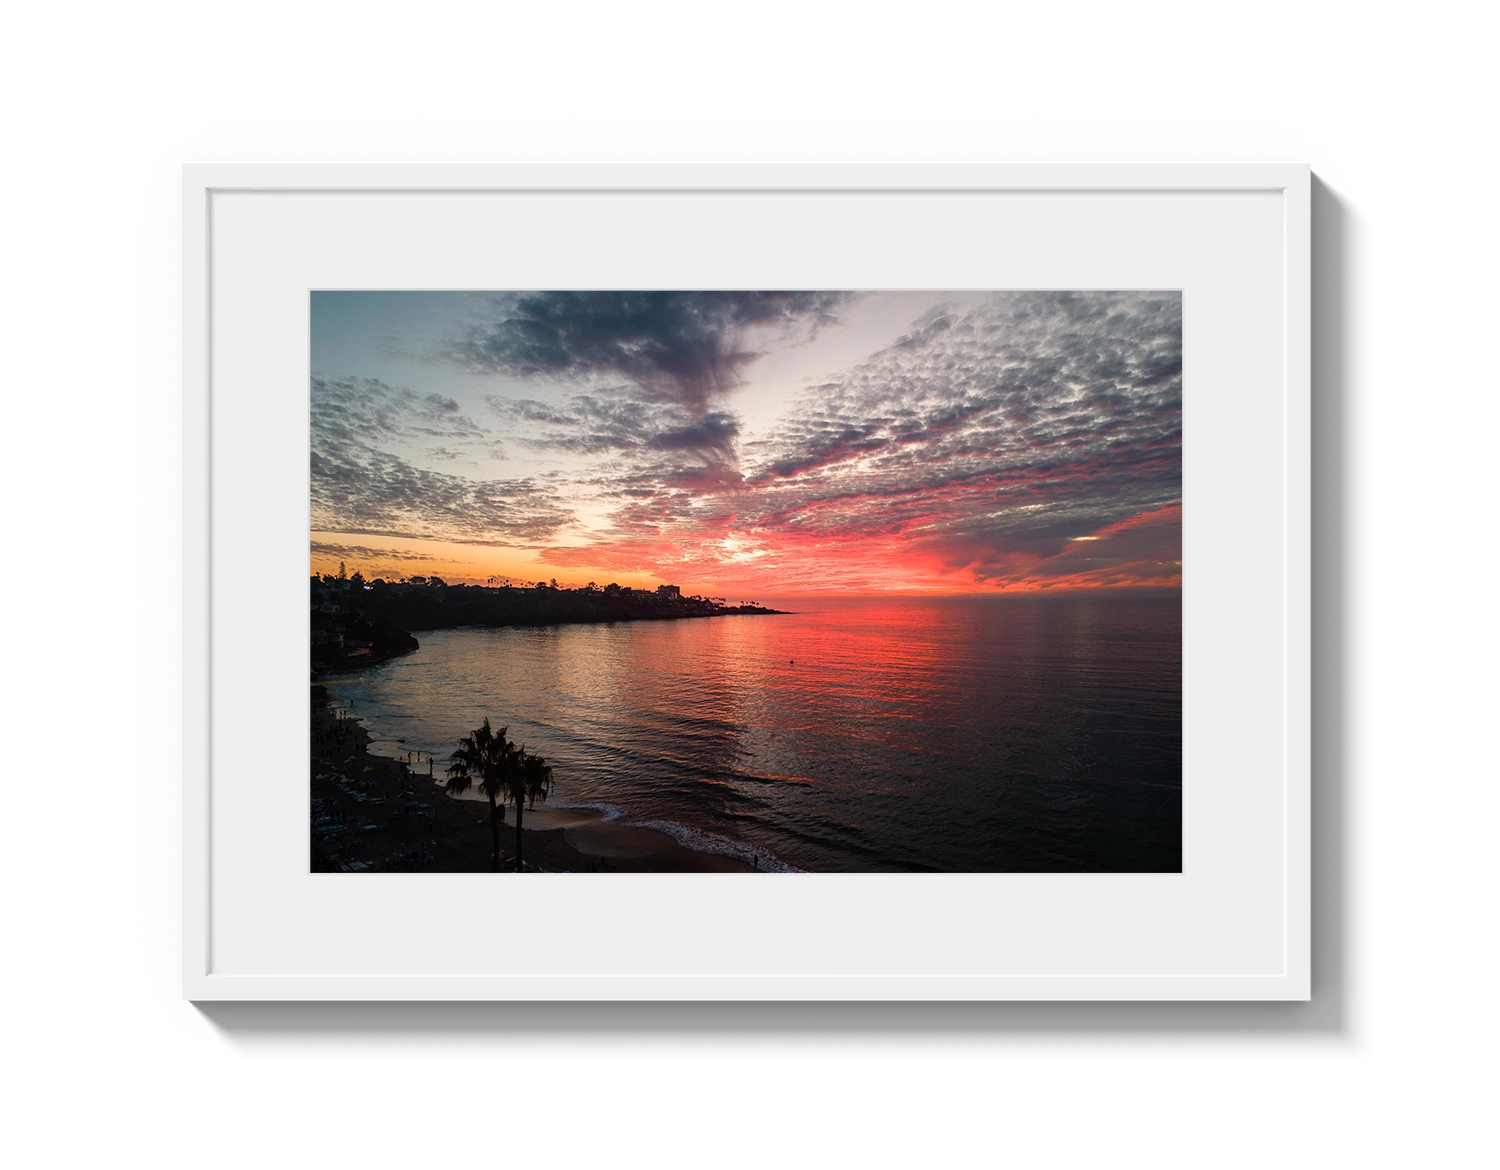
[310,686,755,873]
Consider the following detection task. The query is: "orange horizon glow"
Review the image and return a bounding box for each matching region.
[310,500,1182,596]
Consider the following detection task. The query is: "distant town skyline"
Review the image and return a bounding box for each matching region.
[310,290,1182,597]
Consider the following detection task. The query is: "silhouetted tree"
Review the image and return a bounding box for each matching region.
[445,718,516,872]
[506,746,553,872]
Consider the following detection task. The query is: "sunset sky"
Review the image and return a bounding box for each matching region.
[310,290,1181,598]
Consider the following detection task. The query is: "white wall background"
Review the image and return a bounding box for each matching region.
[2,2,1494,1166]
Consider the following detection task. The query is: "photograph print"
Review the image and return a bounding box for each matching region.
[310,290,1182,874]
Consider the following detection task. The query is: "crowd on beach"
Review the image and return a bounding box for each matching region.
[309,687,629,873]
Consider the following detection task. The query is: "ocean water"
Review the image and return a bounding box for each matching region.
[322,592,1181,872]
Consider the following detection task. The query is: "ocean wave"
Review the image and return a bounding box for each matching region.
[626,818,805,873]
[544,796,630,823]
[546,791,802,871]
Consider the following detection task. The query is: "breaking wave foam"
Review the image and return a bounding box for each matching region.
[545,796,630,823]
[626,818,804,873]
[546,796,803,872]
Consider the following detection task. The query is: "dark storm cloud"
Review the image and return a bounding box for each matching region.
[448,291,853,413]
[647,412,740,460]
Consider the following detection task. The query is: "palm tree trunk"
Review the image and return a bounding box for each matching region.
[514,799,524,871]
[487,792,501,872]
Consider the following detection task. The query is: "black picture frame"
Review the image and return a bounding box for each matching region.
[129,105,1374,1062]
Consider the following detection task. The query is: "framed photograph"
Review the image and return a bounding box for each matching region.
[183,163,1309,1000]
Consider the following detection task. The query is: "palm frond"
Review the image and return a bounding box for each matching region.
[514,746,553,808]
[446,717,514,798]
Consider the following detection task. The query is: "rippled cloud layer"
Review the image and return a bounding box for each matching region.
[311,291,1181,593]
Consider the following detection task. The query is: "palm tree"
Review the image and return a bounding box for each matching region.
[506,745,553,872]
[445,717,515,873]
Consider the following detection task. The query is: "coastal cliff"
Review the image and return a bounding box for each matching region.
[317,576,784,634]
[311,607,419,671]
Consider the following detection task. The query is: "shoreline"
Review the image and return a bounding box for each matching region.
[311,686,757,873]
[311,643,416,679]
[396,607,790,634]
